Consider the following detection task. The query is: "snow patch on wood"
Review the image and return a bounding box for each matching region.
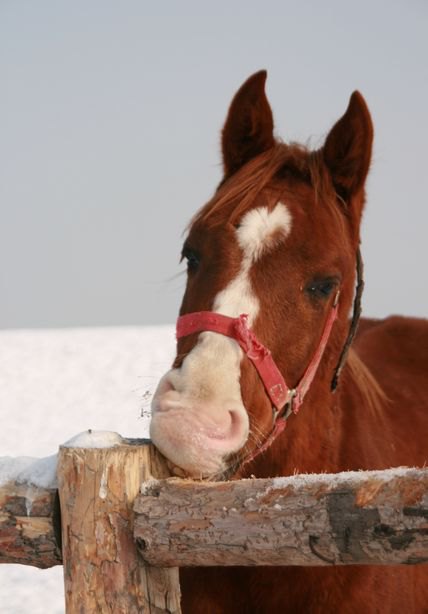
[63,430,123,449]
[0,454,58,489]
[270,466,417,490]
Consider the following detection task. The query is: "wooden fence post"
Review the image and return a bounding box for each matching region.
[57,433,181,614]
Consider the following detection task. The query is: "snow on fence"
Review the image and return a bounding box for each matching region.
[1,433,427,614]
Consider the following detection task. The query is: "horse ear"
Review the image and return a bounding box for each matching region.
[322,91,373,203]
[222,70,275,178]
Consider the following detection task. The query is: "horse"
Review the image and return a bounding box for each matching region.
[150,71,428,613]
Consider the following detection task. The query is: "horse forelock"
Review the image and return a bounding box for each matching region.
[190,143,335,231]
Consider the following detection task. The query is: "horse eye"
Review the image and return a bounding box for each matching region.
[306,277,338,299]
[182,247,200,273]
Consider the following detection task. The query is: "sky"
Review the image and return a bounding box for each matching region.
[1,1,427,328]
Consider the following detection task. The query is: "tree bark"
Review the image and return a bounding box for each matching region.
[134,467,428,567]
[57,436,181,614]
[0,480,61,568]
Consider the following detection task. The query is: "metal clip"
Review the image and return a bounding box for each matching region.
[272,388,295,423]
[282,388,297,419]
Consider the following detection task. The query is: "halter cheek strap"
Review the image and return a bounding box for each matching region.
[176,291,340,463]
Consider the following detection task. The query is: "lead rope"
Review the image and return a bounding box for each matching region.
[330,246,364,391]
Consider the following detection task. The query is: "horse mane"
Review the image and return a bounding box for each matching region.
[192,143,335,228]
[344,349,388,416]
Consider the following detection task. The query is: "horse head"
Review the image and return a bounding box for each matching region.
[150,71,373,479]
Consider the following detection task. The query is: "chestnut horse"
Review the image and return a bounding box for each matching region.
[150,72,428,613]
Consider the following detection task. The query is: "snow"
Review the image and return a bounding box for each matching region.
[0,454,58,489]
[62,430,123,449]
[270,466,416,489]
[0,325,175,614]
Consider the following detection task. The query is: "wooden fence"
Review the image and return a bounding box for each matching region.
[1,436,427,613]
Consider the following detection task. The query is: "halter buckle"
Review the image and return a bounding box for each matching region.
[286,388,297,416]
[272,387,296,423]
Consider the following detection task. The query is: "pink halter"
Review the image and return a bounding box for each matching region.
[176,292,339,464]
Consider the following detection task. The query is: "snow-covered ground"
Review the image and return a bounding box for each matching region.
[0,326,175,614]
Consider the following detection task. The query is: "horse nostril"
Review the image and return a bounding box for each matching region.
[228,409,239,425]
[227,407,249,440]
[151,373,180,413]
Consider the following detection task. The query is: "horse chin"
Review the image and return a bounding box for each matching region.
[165,459,228,481]
[149,416,229,479]
[150,416,231,479]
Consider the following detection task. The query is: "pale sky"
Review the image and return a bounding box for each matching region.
[1,1,427,328]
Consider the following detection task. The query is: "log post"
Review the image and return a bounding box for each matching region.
[134,467,428,567]
[57,432,181,614]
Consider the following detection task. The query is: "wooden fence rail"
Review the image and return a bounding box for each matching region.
[1,436,427,613]
[0,478,61,567]
[135,468,428,567]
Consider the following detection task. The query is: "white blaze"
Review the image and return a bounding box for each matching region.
[236,202,292,265]
[214,202,292,325]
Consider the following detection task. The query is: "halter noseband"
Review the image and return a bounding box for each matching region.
[176,290,340,464]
